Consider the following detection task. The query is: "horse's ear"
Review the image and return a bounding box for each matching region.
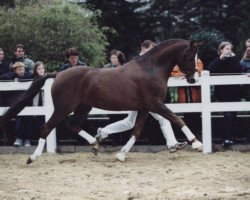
[190,40,204,52]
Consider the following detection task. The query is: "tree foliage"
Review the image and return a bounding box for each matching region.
[84,0,149,58]
[85,0,250,60]
[0,1,108,70]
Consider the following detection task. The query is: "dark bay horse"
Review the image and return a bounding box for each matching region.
[2,39,202,164]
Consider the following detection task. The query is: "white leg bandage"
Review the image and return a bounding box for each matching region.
[79,130,96,144]
[181,125,195,141]
[121,135,136,153]
[30,138,46,161]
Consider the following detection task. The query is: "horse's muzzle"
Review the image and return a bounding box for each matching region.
[186,72,198,84]
[186,75,196,84]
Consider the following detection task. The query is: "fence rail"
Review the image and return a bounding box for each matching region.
[1,70,250,153]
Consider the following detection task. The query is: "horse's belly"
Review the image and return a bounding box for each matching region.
[85,94,141,111]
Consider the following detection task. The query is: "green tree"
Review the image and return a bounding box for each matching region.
[0,1,108,70]
[85,0,148,59]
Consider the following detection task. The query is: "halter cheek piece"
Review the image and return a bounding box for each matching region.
[182,50,198,74]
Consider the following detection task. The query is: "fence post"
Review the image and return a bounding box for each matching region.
[43,78,56,153]
[201,70,212,153]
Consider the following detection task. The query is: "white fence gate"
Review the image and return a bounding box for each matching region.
[1,70,250,153]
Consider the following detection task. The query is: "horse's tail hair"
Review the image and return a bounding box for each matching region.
[1,72,58,126]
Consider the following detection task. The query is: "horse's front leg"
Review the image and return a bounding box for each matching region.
[116,110,149,162]
[153,102,203,151]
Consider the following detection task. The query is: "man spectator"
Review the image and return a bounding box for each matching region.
[59,48,86,71]
[9,44,35,74]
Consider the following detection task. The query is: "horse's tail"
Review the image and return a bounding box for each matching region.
[2,72,58,126]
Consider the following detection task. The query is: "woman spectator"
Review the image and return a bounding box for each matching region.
[30,62,46,142]
[103,49,126,68]
[240,39,250,143]
[32,61,46,105]
[208,41,242,147]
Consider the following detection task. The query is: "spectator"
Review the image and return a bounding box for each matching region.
[9,44,35,74]
[59,48,86,71]
[31,62,46,141]
[240,39,250,143]
[245,38,250,49]
[171,57,204,135]
[0,48,10,105]
[208,41,242,147]
[103,49,126,68]
[8,62,33,147]
[58,48,86,141]
[32,61,46,105]
[0,48,9,77]
[95,40,195,153]
[102,49,126,144]
[241,39,250,73]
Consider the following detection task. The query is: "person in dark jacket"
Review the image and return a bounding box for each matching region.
[9,44,35,74]
[0,48,10,106]
[208,41,242,147]
[240,38,250,143]
[59,48,86,71]
[0,48,9,77]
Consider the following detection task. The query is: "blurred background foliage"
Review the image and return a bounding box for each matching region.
[0,0,249,69]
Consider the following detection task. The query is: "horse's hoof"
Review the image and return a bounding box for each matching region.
[26,157,33,165]
[91,147,98,156]
[116,152,126,162]
[196,147,203,152]
[192,140,203,152]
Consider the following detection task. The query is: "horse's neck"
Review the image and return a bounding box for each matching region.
[150,42,186,75]
[134,40,188,81]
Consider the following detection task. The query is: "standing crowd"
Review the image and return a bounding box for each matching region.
[0,38,250,149]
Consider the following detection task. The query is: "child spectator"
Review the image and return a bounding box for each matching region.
[9,62,33,147]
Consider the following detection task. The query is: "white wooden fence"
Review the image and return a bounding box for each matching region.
[1,70,250,154]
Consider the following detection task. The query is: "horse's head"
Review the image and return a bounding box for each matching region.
[177,40,203,84]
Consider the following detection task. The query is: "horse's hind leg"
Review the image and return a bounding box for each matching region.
[27,109,71,164]
[116,110,149,162]
[66,104,99,155]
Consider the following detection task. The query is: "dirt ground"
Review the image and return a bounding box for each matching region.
[0,150,249,200]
